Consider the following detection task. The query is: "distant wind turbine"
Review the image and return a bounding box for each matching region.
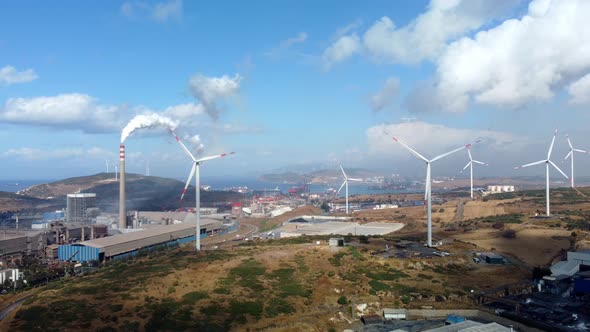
[461,146,487,199]
[564,135,588,188]
[105,160,110,173]
[169,128,234,251]
[514,130,568,216]
[386,132,468,247]
[337,165,362,214]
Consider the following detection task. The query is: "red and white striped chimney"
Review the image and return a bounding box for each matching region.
[119,144,126,230]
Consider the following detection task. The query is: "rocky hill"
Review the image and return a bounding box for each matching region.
[12,173,245,213]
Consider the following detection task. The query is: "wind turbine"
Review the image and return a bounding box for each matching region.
[564,135,588,188]
[514,130,568,216]
[169,129,234,251]
[105,160,110,173]
[386,132,468,247]
[337,165,362,214]
[461,146,487,199]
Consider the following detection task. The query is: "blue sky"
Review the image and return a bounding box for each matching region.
[1,0,590,182]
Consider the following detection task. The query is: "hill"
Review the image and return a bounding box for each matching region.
[0,191,53,213]
[14,173,245,213]
[5,238,529,332]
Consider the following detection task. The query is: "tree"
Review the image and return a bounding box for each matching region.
[337,296,348,305]
[320,202,330,212]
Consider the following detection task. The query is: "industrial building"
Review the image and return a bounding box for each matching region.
[0,232,47,264]
[57,219,222,262]
[550,249,590,277]
[66,193,97,224]
[481,252,505,264]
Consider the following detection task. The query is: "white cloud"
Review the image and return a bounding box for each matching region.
[121,0,182,22]
[366,121,522,159]
[362,0,518,64]
[188,73,242,118]
[0,93,124,132]
[265,32,308,59]
[162,102,205,120]
[2,146,113,161]
[369,77,400,112]
[153,0,182,21]
[430,0,590,112]
[567,73,590,105]
[322,34,361,70]
[0,65,38,85]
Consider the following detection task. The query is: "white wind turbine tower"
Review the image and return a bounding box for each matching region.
[105,160,110,173]
[461,146,487,199]
[386,132,469,247]
[337,165,362,214]
[564,135,588,188]
[514,130,568,216]
[169,129,234,251]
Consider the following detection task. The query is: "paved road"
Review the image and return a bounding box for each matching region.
[456,199,465,222]
[0,295,30,321]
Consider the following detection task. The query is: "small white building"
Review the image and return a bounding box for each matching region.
[383,308,407,320]
[329,238,344,247]
[0,268,21,284]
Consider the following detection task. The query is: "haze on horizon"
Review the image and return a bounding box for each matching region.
[1,0,590,181]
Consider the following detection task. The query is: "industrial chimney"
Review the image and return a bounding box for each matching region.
[119,144,126,230]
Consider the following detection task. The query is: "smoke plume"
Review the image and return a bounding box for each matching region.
[184,134,205,155]
[121,113,179,143]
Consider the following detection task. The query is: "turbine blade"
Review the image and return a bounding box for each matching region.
[337,180,346,195]
[567,135,573,150]
[564,151,573,160]
[549,160,569,179]
[196,152,235,163]
[547,129,557,159]
[388,136,429,162]
[339,164,347,179]
[431,144,469,162]
[472,160,486,165]
[574,149,588,153]
[348,178,362,181]
[169,128,197,162]
[514,160,546,169]
[462,161,471,171]
[181,163,196,200]
[467,149,473,161]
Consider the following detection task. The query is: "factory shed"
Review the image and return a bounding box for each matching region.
[481,252,504,264]
[58,219,219,262]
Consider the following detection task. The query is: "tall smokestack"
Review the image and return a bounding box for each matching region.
[119,144,126,230]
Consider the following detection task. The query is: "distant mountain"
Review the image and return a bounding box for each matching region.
[16,173,245,213]
[259,168,378,184]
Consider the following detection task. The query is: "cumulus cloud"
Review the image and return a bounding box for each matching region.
[121,0,182,22]
[0,65,38,85]
[0,93,124,132]
[2,146,113,161]
[567,73,590,106]
[265,32,308,59]
[369,77,400,112]
[362,0,518,64]
[429,0,590,112]
[188,73,242,119]
[322,34,361,70]
[162,102,205,120]
[366,121,523,160]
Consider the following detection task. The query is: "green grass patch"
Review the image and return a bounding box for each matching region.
[182,291,209,305]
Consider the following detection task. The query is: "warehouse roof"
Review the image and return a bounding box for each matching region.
[78,219,219,249]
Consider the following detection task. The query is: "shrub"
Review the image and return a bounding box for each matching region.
[337,296,348,305]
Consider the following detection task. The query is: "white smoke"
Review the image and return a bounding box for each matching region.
[184,134,205,155]
[121,113,179,143]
